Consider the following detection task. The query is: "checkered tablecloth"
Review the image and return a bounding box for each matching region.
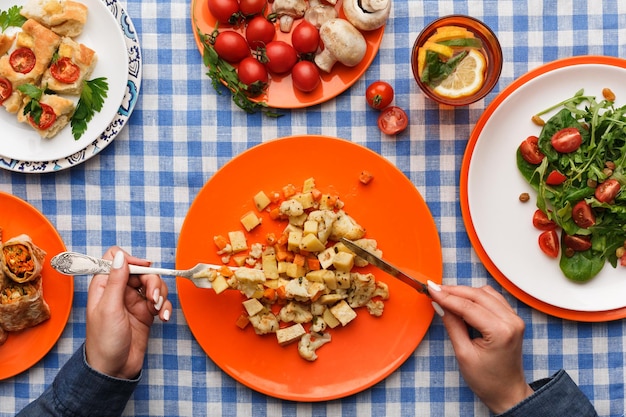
[2,0,626,416]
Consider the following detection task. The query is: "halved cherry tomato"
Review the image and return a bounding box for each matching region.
[519,135,545,164]
[545,170,567,185]
[291,60,320,93]
[264,41,297,74]
[563,234,592,252]
[291,21,320,55]
[532,209,557,231]
[237,57,268,96]
[377,106,408,135]
[366,81,394,110]
[208,0,240,24]
[50,57,80,84]
[239,0,266,16]
[214,31,250,63]
[595,178,620,203]
[29,103,57,130]
[245,15,275,49]
[551,127,582,153]
[10,47,36,74]
[538,230,559,258]
[572,200,595,229]
[0,77,11,105]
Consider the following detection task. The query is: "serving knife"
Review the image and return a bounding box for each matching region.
[340,238,431,297]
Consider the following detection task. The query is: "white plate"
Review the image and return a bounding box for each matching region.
[465,57,626,313]
[0,0,141,172]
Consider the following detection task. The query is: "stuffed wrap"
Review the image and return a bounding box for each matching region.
[0,276,50,332]
[0,234,47,283]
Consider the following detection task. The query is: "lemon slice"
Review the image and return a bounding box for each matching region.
[433,49,486,99]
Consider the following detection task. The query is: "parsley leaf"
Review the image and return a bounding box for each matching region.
[17,83,44,125]
[71,77,108,140]
[0,6,26,33]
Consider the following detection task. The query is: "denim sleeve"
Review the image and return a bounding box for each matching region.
[16,343,140,417]
[495,369,598,417]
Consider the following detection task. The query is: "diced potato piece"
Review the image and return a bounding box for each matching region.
[292,192,315,210]
[242,298,264,316]
[277,261,289,274]
[234,268,266,284]
[232,255,248,267]
[303,220,318,236]
[422,41,454,58]
[319,194,335,210]
[302,177,316,193]
[276,323,306,346]
[299,234,326,252]
[253,191,271,211]
[285,262,306,279]
[330,300,357,326]
[323,307,341,328]
[287,230,303,252]
[228,231,248,253]
[332,251,354,272]
[289,213,308,227]
[306,269,334,283]
[212,274,230,294]
[264,278,279,289]
[335,271,351,289]
[240,211,262,232]
[262,254,279,279]
[317,247,335,269]
[318,293,345,305]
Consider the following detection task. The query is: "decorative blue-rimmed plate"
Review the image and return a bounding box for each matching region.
[0,0,141,173]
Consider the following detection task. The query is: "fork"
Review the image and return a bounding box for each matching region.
[50,251,235,289]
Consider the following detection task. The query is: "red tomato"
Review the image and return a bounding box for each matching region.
[0,77,11,105]
[214,31,250,63]
[245,16,275,49]
[29,103,56,130]
[532,209,557,231]
[50,57,80,84]
[545,170,567,185]
[377,106,408,135]
[207,0,240,24]
[595,178,621,203]
[10,47,36,74]
[264,41,297,74]
[519,135,545,164]
[551,127,582,153]
[239,0,266,16]
[366,81,394,110]
[291,60,320,92]
[538,230,559,258]
[563,234,592,252]
[572,200,596,228]
[237,57,268,96]
[291,21,320,54]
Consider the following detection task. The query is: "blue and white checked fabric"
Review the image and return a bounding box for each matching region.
[2,0,626,416]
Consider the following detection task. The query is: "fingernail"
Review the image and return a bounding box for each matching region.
[427,280,441,292]
[112,251,125,269]
[432,301,445,317]
[155,296,164,311]
[153,288,160,304]
[163,309,170,321]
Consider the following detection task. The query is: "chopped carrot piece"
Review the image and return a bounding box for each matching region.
[311,189,322,201]
[266,232,277,245]
[307,257,321,271]
[269,207,282,220]
[263,287,276,301]
[277,233,289,246]
[359,170,374,185]
[276,285,287,300]
[276,248,289,261]
[326,194,338,208]
[235,313,250,329]
[268,191,282,204]
[213,235,229,250]
[282,183,297,198]
[220,265,234,277]
[293,253,306,267]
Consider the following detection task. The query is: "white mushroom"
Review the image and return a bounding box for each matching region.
[314,18,367,73]
[342,0,391,31]
[304,0,338,28]
[272,0,308,32]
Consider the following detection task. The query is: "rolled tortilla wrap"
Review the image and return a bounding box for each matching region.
[0,276,50,332]
[0,234,47,283]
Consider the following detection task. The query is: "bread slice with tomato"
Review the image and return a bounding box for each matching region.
[17,93,75,139]
[20,0,88,37]
[41,36,97,95]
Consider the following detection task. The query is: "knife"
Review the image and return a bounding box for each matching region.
[340,238,431,297]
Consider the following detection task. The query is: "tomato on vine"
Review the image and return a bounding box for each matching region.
[366,81,394,110]
[246,15,275,49]
[207,0,240,24]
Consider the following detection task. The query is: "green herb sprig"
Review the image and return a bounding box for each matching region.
[17,83,44,125]
[71,77,109,140]
[0,5,26,33]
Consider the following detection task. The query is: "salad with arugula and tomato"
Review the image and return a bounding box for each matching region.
[517,89,626,282]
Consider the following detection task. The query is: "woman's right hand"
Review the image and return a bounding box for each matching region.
[428,283,535,414]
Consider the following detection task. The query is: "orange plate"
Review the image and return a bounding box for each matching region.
[191,0,384,109]
[0,192,72,379]
[177,136,442,401]
[461,56,626,322]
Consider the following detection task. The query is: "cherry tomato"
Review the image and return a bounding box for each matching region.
[519,135,545,164]
[532,209,557,231]
[50,57,80,84]
[551,127,582,153]
[545,170,567,185]
[214,31,250,63]
[245,16,275,49]
[366,81,394,110]
[29,103,57,130]
[377,106,408,135]
[291,60,320,92]
[563,234,592,252]
[264,41,298,74]
[10,47,36,74]
[538,230,559,258]
[0,77,12,105]
[208,0,240,24]
[291,21,320,54]
[595,178,621,203]
[237,57,268,96]
[572,200,596,229]
[239,0,267,16]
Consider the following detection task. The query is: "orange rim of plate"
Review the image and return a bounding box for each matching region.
[190,0,385,109]
[0,192,72,379]
[177,135,442,401]
[461,55,626,322]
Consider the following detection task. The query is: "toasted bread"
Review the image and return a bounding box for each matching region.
[17,94,75,138]
[20,0,88,37]
[42,36,97,95]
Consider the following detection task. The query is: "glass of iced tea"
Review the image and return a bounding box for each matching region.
[411,15,502,106]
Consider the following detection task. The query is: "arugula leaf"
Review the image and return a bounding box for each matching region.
[0,6,26,33]
[71,77,108,140]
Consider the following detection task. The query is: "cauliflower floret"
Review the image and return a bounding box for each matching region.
[307,209,337,244]
[278,301,313,323]
[280,199,304,217]
[310,315,327,333]
[249,311,279,335]
[347,272,376,308]
[351,238,382,267]
[284,276,310,301]
[366,299,384,317]
[373,281,389,300]
[329,210,366,241]
[298,332,332,361]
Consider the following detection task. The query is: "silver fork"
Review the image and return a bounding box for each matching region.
[50,251,235,289]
